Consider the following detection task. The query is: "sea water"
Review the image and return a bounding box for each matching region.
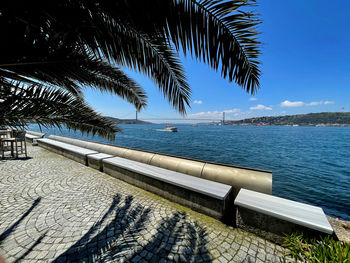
[29,124,350,220]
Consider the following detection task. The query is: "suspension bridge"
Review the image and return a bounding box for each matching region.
[117,111,227,123]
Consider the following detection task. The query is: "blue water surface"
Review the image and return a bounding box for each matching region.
[29,124,350,220]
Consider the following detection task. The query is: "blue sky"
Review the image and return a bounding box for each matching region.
[84,0,350,123]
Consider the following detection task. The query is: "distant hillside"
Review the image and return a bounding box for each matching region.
[106,116,152,124]
[224,112,350,126]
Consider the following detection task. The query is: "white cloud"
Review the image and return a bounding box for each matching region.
[249,97,257,101]
[189,108,242,119]
[250,104,272,110]
[281,111,287,114]
[189,108,271,121]
[306,101,323,106]
[280,100,335,107]
[223,108,240,113]
[280,100,305,107]
[193,100,203,105]
[307,101,335,106]
[189,110,223,118]
[281,100,335,107]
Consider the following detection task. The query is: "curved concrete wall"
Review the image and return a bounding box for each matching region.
[48,135,272,195]
[150,154,205,178]
[202,163,272,196]
[123,149,155,164]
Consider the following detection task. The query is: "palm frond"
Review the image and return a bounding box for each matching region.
[163,0,261,94]
[98,0,261,94]
[88,27,191,114]
[0,51,148,109]
[42,3,192,114]
[0,82,119,140]
[77,57,148,111]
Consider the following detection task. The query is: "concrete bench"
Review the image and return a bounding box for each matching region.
[103,156,233,221]
[25,131,46,143]
[88,153,114,172]
[47,135,273,196]
[37,138,98,165]
[234,189,333,242]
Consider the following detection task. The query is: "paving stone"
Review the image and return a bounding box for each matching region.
[240,245,249,253]
[145,252,154,261]
[255,258,265,263]
[247,248,257,257]
[0,144,288,262]
[140,250,147,258]
[266,253,277,262]
[218,257,228,263]
[208,248,220,259]
[257,251,266,261]
[222,252,233,261]
[235,250,248,261]
[132,255,141,263]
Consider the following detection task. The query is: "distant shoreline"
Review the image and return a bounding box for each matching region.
[107,112,350,126]
[106,116,152,124]
[213,123,350,127]
[211,112,350,127]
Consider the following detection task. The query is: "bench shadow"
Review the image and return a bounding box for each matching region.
[14,232,47,263]
[0,156,32,162]
[0,193,212,262]
[0,197,46,263]
[0,197,41,243]
[54,195,211,262]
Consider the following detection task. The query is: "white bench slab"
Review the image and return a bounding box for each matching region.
[103,156,233,221]
[25,131,46,142]
[37,138,98,165]
[88,153,114,171]
[26,134,39,139]
[234,189,333,240]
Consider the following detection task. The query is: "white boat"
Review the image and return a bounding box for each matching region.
[162,124,178,132]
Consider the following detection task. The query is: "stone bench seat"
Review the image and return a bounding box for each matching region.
[234,189,333,241]
[25,131,46,142]
[88,153,114,172]
[103,156,233,221]
[25,134,40,140]
[37,138,98,165]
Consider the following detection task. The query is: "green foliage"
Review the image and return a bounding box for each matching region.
[226,112,350,126]
[283,233,350,263]
[283,232,306,261]
[309,236,350,263]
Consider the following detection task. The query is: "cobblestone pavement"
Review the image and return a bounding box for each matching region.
[0,145,292,262]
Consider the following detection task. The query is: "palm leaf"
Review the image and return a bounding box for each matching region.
[0,51,148,110]
[41,3,192,114]
[97,0,261,94]
[0,82,119,140]
[0,1,191,114]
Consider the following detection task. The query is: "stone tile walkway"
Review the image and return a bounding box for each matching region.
[0,145,292,262]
